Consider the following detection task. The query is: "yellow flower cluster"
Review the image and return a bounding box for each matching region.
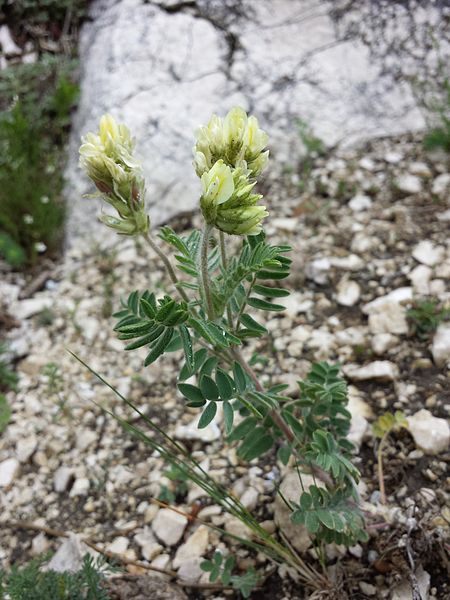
[79,114,148,235]
[193,106,269,178]
[195,107,269,236]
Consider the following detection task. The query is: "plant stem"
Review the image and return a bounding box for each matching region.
[377,435,387,504]
[219,230,233,328]
[142,231,190,303]
[200,223,215,320]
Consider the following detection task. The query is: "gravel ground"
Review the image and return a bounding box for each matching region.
[1,133,449,599]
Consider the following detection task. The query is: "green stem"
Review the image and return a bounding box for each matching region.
[200,224,215,320]
[219,230,233,328]
[142,231,190,303]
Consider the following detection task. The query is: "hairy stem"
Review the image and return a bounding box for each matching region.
[219,230,233,328]
[200,224,215,320]
[142,231,190,303]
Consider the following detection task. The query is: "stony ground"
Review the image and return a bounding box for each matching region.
[1,133,450,599]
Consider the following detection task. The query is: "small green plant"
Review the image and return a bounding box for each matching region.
[0,343,18,393]
[0,554,113,600]
[158,465,189,503]
[423,79,450,153]
[74,108,366,592]
[372,411,408,504]
[0,56,79,267]
[42,362,69,419]
[407,298,450,340]
[0,395,11,435]
[201,551,259,598]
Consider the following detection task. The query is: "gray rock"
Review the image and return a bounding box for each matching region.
[54,467,75,493]
[66,0,425,241]
[46,533,98,573]
[432,172,450,197]
[368,302,408,335]
[407,409,450,455]
[432,323,450,367]
[152,508,188,546]
[391,566,430,600]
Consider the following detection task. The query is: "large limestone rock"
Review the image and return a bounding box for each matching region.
[66,0,427,241]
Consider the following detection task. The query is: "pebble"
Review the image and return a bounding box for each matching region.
[152,508,188,546]
[343,361,399,381]
[371,333,398,355]
[408,264,432,295]
[432,172,450,197]
[16,436,38,463]
[407,409,450,455]
[412,240,445,267]
[349,194,372,212]
[431,324,450,368]
[107,536,129,554]
[0,458,20,487]
[54,467,75,493]
[336,278,361,306]
[240,487,259,511]
[368,301,408,335]
[395,173,422,195]
[16,297,53,319]
[173,525,209,569]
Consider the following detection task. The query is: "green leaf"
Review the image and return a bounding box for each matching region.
[0,395,11,434]
[233,362,247,393]
[317,509,335,530]
[178,324,194,371]
[198,402,217,429]
[223,401,234,434]
[277,445,291,466]
[239,431,274,461]
[252,284,290,298]
[216,369,234,400]
[300,492,312,510]
[124,325,164,350]
[200,375,220,400]
[239,314,268,334]
[305,511,320,534]
[227,416,256,442]
[144,328,173,365]
[199,356,218,377]
[247,297,285,311]
[178,383,205,404]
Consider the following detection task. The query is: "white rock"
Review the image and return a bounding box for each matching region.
[134,527,162,561]
[412,240,445,267]
[224,516,252,540]
[349,194,372,212]
[432,172,450,197]
[46,533,97,573]
[395,173,422,195]
[351,232,376,253]
[343,361,399,382]
[177,557,204,583]
[152,508,188,546]
[391,566,430,600]
[31,532,51,556]
[437,209,450,222]
[407,409,450,456]
[409,161,432,178]
[174,411,221,442]
[359,157,376,171]
[70,477,90,496]
[0,25,21,55]
[368,302,408,335]
[362,288,412,314]
[107,536,129,554]
[330,254,364,271]
[408,264,432,295]
[305,258,331,284]
[54,467,75,492]
[431,323,450,367]
[240,487,259,511]
[16,297,53,319]
[272,217,299,232]
[274,471,319,553]
[76,429,97,451]
[335,327,366,347]
[336,278,361,306]
[371,333,398,356]
[173,525,209,569]
[16,436,37,463]
[385,151,403,164]
[0,458,20,487]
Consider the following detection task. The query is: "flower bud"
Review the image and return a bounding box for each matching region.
[193,106,269,178]
[200,163,268,235]
[79,114,149,235]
